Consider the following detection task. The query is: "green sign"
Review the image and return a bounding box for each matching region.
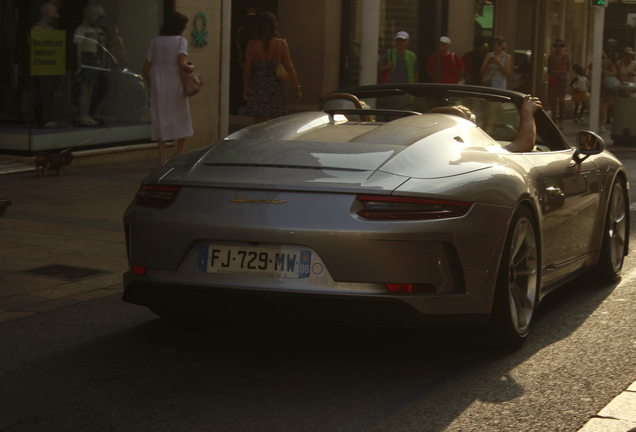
[191,12,208,47]
[31,29,66,76]
[475,4,494,29]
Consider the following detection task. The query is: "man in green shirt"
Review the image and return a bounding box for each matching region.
[378,31,419,84]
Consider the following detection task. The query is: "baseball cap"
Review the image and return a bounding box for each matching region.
[625,47,635,55]
[440,36,451,44]
[395,31,409,41]
[40,3,60,18]
[553,39,565,47]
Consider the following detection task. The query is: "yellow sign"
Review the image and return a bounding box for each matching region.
[31,29,66,76]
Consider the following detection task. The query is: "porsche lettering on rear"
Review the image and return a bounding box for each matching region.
[230,197,288,204]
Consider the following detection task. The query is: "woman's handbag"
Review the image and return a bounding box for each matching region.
[276,39,291,82]
[173,39,203,96]
[181,71,203,96]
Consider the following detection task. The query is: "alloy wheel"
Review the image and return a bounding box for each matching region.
[608,181,627,273]
[507,216,538,335]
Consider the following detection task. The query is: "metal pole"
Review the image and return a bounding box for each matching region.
[589,5,605,134]
[359,0,380,86]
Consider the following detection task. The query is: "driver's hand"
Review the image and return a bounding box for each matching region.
[521,95,542,114]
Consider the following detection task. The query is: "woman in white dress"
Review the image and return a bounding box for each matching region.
[142,12,194,164]
[480,36,511,89]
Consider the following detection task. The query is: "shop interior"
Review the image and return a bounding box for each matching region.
[0,0,162,154]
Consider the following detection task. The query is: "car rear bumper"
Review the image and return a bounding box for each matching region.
[122,278,490,325]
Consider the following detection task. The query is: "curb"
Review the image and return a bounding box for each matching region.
[0,141,175,175]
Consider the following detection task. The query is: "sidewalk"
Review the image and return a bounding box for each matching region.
[0,141,172,176]
[0,160,157,322]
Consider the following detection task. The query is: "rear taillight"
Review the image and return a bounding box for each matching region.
[132,266,146,275]
[357,195,472,220]
[386,283,436,293]
[133,185,180,208]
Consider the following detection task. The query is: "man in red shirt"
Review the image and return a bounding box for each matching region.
[427,36,464,84]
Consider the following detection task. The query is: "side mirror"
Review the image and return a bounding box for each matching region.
[575,131,605,155]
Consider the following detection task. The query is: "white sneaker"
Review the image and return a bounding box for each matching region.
[78,116,98,126]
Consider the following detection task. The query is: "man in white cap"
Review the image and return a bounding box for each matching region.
[378,31,419,84]
[618,47,636,83]
[427,36,464,84]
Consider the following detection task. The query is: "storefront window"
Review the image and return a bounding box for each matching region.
[0,0,163,154]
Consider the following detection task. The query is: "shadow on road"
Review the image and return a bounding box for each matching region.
[0,268,620,432]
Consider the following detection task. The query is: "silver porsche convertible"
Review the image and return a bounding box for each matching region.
[122,84,629,347]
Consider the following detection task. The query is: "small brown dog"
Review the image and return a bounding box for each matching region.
[35,151,74,176]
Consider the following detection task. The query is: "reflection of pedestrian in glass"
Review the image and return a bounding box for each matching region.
[480,36,511,89]
[378,31,419,84]
[579,132,593,151]
[570,65,588,123]
[106,24,127,70]
[547,39,570,130]
[237,7,257,69]
[243,12,302,124]
[142,12,194,164]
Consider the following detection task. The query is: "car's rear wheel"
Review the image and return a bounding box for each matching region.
[596,177,628,282]
[487,206,539,348]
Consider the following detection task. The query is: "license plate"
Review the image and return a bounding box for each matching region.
[198,245,311,278]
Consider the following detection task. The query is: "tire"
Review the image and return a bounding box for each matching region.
[486,206,540,348]
[596,178,628,282]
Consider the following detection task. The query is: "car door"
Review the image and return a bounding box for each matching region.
[527,148,602,286]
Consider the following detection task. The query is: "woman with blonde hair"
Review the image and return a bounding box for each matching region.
[481,36,511,89]
[243,11,301,124]
[142,12,194,164]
